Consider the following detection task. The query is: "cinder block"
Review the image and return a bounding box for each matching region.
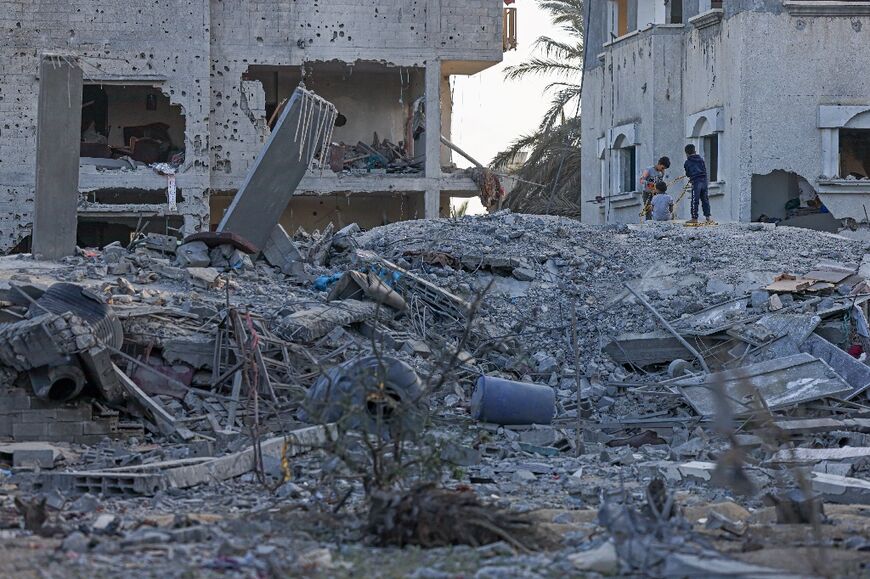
[0,395,32,412]
[46,422,84,438]
[82,422,112,436]
[18,409,58,420]
[13,449,57,469]
[12,422,49,439]
[55,406,93,422]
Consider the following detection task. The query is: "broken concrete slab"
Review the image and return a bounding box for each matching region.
[567,541,619,574]
[603,332,694,367]
[217,88,337,250]
[186,267,222,289]
[0,442,64,469]
[174,241,211,268]
[276,299,380,342]
[261,225,306,277]
[37,425,333,495]
[164,425,333,490]
[332,223,361,251]
[769,446,870,465]
[670,297,750,336]
[162,337,216,370]
[143,233,178,254]
[811,472,870,504]
[677,353,852,417]
[664,552,802,578]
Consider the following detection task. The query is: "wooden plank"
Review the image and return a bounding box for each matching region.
[765,273,814,293]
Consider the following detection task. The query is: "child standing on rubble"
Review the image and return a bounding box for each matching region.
[684,144,713,225]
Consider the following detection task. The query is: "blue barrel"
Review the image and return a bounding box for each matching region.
[471,376,555,425]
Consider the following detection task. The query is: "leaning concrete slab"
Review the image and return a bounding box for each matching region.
[32,55,83,260]
[217,87,337,251]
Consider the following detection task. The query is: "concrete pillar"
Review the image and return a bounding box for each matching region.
[424,58,442,219]
[32,55,83,259]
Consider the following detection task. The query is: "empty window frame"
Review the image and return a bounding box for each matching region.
[840,129,870,179]
[668,0,684,23]
[613,137,637,194]
[702,133,719,182]
[80,84,185,164]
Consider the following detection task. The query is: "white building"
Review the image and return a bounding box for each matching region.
[581,1,870,228]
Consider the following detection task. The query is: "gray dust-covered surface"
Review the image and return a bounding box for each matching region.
[2,214,869,578]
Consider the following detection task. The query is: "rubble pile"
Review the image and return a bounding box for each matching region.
[1,214,870,576]
[328,137,422,175]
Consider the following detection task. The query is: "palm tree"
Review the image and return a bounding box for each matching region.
[492,0,584,216]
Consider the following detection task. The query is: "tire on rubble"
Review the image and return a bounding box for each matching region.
[301,356,425,437]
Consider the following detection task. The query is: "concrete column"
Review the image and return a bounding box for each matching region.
[32,55,83,259]
[424,58,442,218]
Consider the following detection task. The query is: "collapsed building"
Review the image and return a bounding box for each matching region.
[581,1,870,229]
[0,1,514,253]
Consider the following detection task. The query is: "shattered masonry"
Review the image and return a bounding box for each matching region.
[0,1,504,252]
[1,216,870,575]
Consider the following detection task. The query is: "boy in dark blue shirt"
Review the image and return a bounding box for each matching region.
[684,144,713,225]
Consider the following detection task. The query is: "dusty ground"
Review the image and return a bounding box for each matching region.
[1,214,869,577]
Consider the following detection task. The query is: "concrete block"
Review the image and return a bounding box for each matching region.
[46,422,84,438]
[12,422,49,439]
[0,395,33,412]
[82,421,114,436]
[54,406,93,422]
[13,449,58,469]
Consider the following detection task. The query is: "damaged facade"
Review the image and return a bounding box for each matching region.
[581,1,870,227]
[0,1,506,252]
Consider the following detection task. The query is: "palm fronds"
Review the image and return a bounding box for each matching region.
[492,0,584,217]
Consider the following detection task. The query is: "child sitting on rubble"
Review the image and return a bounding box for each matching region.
[649,181,674,222]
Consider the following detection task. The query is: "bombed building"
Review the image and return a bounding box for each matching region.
[0,1,510,252]
[581,1,870,228]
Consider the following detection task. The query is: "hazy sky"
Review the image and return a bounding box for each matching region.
[450,1,575,169]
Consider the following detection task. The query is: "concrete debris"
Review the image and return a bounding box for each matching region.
[567,541,619,574]
[174,241,211,268]
[0,215,869,575]
[676,353,852,416]
[261,225,306,277]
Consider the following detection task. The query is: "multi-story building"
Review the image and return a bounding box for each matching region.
[581,1,870,227]
[0,1,511,251]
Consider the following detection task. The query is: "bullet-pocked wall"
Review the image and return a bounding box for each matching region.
[0,0,212,252]
[0,1,503,253]
[208,0,503,192]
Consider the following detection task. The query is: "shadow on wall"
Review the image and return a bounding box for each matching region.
[751,170,839,232]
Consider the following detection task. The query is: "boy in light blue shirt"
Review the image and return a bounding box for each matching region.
[650,181,674,221]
